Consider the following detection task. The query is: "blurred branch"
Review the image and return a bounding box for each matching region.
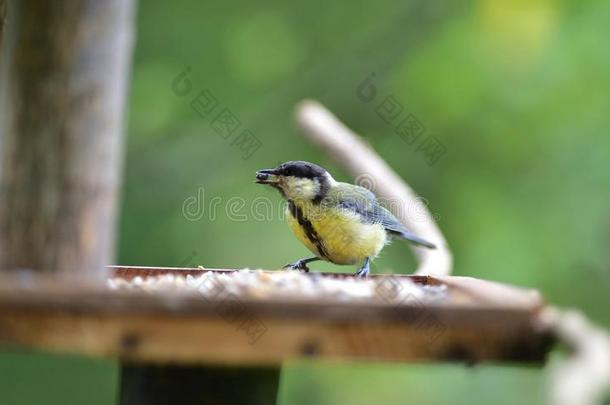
[294,100,452,276]
[543,307,610,405]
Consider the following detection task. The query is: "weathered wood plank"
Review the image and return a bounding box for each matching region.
[0,267,553,365]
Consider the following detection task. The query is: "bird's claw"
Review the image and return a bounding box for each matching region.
[353,257,371,278]
[353,267,370,278]
[283,260,310,272]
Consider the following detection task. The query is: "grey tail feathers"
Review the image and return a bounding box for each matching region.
[391,230,437,249]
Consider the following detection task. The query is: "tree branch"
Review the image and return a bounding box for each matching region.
[544,307,610,405]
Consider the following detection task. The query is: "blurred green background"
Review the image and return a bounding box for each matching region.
[1,0,609,403]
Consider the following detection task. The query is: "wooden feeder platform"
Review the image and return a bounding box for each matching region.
[0,266,553,367]
[0,266,560,404]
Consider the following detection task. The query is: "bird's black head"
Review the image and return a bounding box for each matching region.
[256,161,331,203]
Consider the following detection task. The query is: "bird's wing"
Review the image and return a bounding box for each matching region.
[335,185,436,249]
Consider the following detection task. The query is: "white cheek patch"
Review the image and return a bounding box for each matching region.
[283,178,320,200]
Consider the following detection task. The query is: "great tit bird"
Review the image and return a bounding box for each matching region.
[255,161,436,277]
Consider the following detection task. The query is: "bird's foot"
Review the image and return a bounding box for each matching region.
[282,259,310,272]
[353,258,371,278]
[353,267,370,277]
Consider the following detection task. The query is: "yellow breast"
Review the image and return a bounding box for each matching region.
[286,202,387,265]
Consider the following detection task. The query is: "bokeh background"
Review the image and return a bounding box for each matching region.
[1,0,609,403]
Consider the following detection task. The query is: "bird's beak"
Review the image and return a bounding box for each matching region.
[255,168,280,184]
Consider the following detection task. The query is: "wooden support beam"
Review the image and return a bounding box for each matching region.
[119,364,280,405]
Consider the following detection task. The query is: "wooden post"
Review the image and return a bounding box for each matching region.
[0,3,283,404]
[0,0,6,47]
[119,365,280,405]
[0,0,135,277]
